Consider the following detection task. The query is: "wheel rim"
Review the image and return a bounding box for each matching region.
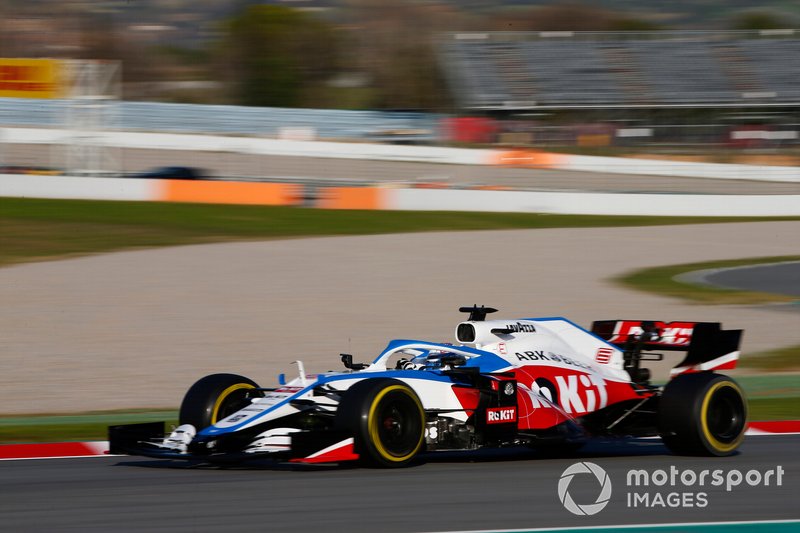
[701,381,746,452]
[368,387,424,461]
[212,383,256,424]
[706,385,745,444]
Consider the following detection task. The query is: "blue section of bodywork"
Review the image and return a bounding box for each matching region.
[197,339,512,438]
[373,339,510,373]
[198,364,455,437]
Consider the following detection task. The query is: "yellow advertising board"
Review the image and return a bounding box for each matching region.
[0,58,62,99]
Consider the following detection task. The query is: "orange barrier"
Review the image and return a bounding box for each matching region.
[160,180,302,206]
[470,185,511,191]
[316,187,384,210]
[413,182,450,189]
[492,150,566,169]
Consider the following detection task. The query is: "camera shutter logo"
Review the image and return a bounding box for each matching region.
[558,462,612,516]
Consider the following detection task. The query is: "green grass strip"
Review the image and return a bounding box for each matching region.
[739,345,800,372]
[748,397,800,421]
[734,374,800,398]
[0,410,178,444]
[616,256,800,305]
[2,197,798,268]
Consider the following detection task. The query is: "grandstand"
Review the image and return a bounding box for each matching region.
[440,30,800,110]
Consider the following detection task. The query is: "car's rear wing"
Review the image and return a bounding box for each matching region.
[590,320,743,376]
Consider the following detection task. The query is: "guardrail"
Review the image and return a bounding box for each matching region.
[3,127,799,183]
[1,127,488,166]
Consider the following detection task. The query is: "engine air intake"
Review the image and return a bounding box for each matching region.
[456,323,476,343]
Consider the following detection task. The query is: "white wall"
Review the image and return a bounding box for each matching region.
[0,174,156,201]
[390,188,800,216]
[565,154,800,183]
[4,127,799,182]
[3,173,799,216]
[1,127,490,165]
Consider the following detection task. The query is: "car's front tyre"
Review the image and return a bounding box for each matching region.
[179,373,261,430]
[336,378,425,467]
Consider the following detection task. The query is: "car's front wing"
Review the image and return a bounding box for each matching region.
[108,422,360,464]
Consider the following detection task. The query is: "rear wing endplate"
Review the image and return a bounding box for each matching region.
[590,320,743,376]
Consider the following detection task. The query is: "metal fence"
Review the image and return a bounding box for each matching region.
[0,98,442,142]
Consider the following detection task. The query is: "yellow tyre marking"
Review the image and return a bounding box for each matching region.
[211,383,255,424]
[700,380,746,453]
[367,385,425,463]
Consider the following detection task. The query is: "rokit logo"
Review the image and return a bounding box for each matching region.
[526,374,608,414]
[555,374,608,414]
[486,406,517,424]
[611,321,696,346]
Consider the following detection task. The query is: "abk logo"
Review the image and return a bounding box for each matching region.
[558,462,612,516]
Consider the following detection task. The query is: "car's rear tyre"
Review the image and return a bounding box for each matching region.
[336,378,425,468]
[179,373,261,430]
[658,372,747,456]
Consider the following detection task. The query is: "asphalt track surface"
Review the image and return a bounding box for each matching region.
[2,221,800,414]
[2,435,798,532]
[702,262,800,298]
[5,143,800,194]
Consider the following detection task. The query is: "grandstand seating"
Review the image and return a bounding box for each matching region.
[737,39,800,100]
[441,32,800,109]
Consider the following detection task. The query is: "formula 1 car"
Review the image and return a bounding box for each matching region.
[109,306,747,467]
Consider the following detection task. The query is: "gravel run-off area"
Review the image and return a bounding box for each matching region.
[1,221,798,414]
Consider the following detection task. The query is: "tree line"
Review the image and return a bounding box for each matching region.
[1,1,792,110]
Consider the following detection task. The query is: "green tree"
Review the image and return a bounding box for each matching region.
[730,11,787,31]
[221,5,340,107]
[341,1,456,110]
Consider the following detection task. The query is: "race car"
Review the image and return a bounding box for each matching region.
[109,306,747,467]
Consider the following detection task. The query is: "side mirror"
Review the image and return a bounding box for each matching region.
[341,353,367,371]
[440,354,467,367]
